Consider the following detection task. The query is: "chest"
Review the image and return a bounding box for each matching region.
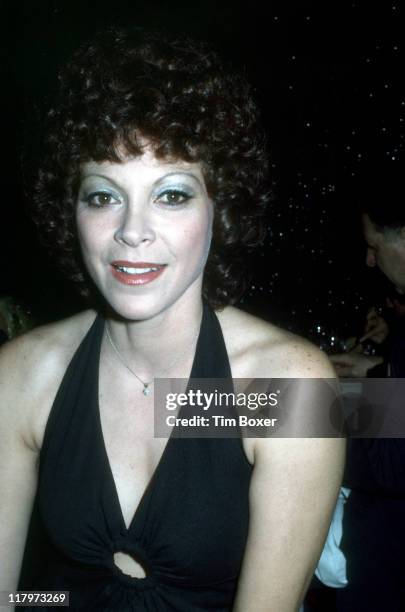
[40,366,252,582]
[98,362,171,531]
[97,339,261,529]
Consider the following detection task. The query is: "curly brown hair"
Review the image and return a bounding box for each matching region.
[32,27,271,309]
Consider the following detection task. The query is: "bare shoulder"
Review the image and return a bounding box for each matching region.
[0,309,97,451]
[217,305,335,378]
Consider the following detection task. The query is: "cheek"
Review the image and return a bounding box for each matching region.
[170,204,212,244]
[76,211,92,248]
[76,213,110,254]
[183,215,213,257]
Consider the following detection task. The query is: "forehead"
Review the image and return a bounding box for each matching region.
[80,148,206,186]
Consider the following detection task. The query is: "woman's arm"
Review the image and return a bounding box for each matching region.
[233,437,344,611]
[0,312,95,602]
[233,348,345,612]
[0,340,40,600]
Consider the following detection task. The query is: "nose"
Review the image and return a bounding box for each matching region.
[114,205,155,248]
[366,248,376,267]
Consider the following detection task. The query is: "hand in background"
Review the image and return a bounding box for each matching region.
[329,352,384,377]
[359,307,389,345]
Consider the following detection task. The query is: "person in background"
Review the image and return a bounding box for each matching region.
[330,161,405,611]
[332,162,405,380]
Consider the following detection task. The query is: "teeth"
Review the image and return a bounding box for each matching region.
[116,266,159,274]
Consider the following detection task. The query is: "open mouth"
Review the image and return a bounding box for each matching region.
[110,261,166,285]
[113,265,161,275]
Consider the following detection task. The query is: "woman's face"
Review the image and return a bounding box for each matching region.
[76,149,214,321]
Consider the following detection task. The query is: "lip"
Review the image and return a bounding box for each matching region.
[110,260,166,286]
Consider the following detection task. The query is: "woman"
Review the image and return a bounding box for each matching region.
[0,27,344,611]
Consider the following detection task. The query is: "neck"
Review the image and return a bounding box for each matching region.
[104,294,204,380]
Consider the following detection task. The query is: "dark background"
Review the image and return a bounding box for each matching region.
[1,0,403,345]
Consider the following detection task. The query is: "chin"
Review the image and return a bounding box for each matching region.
[106,296,171,322]
[104,286,196,323]
[92,268,205,322]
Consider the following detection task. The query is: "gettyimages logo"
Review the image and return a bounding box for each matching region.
[165,388,280,411]
[153,377,405,438]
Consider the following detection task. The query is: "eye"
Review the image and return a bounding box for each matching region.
[84,191,119,207]
[155,189,192,206]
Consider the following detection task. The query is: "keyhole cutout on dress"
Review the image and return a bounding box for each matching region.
[113,551,147,579]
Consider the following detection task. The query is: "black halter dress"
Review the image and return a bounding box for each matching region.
[19,303,252,611]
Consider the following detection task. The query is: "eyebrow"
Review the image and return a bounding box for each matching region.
[80,170,205,190]
[155,171,204,188]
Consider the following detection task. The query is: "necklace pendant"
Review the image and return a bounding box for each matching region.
[143,384,151,396]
